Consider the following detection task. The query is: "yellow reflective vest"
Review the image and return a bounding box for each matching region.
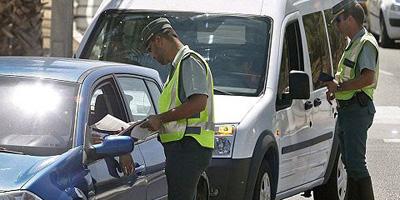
[158,49,215,149]
[335,31,379,100]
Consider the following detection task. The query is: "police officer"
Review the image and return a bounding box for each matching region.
[326,1,378,199]
[140,18,214,200]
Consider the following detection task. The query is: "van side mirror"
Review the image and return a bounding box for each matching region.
[86,135,134,161]
[289,70,310,99]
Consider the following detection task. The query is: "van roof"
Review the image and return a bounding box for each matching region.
[98,0,341,17]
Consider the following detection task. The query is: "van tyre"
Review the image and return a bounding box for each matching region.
[253,161,274,200]
[379,15,395,48]
[313,153,348,200]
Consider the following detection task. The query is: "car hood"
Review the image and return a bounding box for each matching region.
[0,153,57,191]
[214,95,261,124]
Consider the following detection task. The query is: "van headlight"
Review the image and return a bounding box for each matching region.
[213,124,236,158]
[0,190,42,200]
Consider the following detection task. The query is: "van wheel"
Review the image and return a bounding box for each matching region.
[253,161,274,200]
[313,153,347,200]
[379,15,395,48]
[196,176,209,200]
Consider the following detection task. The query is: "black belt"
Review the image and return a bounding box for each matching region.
[337,97,358,108]
[337,92,371,108]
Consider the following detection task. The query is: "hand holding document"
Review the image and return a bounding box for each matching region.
[92,114,151,140]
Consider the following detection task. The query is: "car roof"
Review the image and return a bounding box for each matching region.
[98,0,341,18]
[0,57,160,83]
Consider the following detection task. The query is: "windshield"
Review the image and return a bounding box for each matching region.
[81,12,271,96]
[0,77,77,156]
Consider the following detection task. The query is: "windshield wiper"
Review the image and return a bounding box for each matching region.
[213,88,233,95]
[0,147,24,155]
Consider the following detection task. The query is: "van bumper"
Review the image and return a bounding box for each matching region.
[206,158,252,200]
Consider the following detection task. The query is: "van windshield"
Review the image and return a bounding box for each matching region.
[81,12,271,96]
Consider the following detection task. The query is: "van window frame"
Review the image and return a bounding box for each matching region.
[276,20,305,111]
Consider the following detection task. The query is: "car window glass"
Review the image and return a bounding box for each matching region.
[0,77,77,156]
[324,9,347,73]
[145,80,161,113]
[116,77,156,121]
[303,11,332,90]
[88,81,127,127]
[276,21,304,110]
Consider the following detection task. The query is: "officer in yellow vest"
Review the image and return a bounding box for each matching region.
[326,1,378,199]
[140,18,214,200]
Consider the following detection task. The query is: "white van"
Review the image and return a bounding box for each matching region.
[76,0,349,199]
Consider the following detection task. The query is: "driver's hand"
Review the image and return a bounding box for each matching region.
[91,132,103,144]
[119,154,134,176]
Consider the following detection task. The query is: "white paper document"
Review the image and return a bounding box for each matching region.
[93,114,130,132]
[92,114,151,140]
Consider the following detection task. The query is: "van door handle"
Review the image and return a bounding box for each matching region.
[304,101,313,110]
[314,98,322,107]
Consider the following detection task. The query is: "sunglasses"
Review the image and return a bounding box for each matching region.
[334,15,347,24]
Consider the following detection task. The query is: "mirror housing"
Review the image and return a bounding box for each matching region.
[289,70,310,99]
[87,135,134,161]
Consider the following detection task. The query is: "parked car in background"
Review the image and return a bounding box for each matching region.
[0,57,207,200]
[366,0,400,47]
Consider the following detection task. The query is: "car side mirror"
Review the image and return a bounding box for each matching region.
[86,135,134,161]
[289,70,310,99]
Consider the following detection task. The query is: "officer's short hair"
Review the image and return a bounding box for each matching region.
[332,0,365,25]
[343,3,365,25]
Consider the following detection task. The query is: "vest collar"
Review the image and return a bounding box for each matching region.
[172,45,190,68]
[346,27,366,51]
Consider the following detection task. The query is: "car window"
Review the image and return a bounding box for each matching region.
[145,80,161,113]
[88,79,127,127]
[276,20,304,110]
[81,12,271,96]
[303,11,332,90]
[324,9,347,74]
[116,76,156,121]
[0,77,77,156]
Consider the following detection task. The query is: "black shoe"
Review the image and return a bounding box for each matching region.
[356,176,375,200]
[346,177,360,200]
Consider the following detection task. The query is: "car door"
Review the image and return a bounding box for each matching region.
[86,76,147,200]
[275,15,312,192]
[115,75,167,200]
[301,11,336,183]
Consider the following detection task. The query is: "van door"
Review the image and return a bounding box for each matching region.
[87,78,147,200]
[275,15,312,192]
[114,76,168,200]
[301,11,336,183]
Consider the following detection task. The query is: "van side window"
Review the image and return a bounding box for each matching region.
[324,9,347,73]
[303,12,332,90]
[277,21,304,110]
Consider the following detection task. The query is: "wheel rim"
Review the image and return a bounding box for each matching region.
[336,155,347,200]
[259,173,271,200]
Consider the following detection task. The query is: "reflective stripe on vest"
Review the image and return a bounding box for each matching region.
[158,49,215,149]
[334,31,379,100]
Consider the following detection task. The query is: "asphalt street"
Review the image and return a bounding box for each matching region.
[287,45,400,200]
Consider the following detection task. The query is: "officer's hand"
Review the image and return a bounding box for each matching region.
[119,154,134,176]
[326,81,338,93]
[326,90,335,105]
[140,115,162,131]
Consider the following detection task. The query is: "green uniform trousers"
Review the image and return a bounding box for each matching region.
[336,99,375,180]
[163,136,213,200]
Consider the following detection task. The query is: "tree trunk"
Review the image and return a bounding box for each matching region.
[0,0,44,56]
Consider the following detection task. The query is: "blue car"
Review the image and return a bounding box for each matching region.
[0,57,209,200]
